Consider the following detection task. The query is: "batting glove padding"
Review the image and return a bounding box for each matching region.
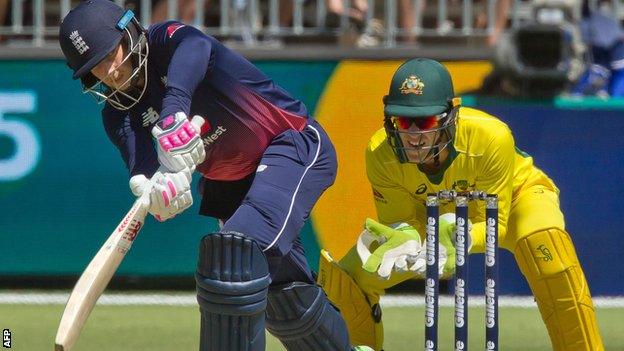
[129,168,193,222]
[357,218,424,279]
[152,112,206,173]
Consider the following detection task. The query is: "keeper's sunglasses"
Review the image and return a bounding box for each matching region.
[391,113,445,130]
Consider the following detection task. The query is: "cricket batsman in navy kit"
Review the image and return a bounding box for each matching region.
[58,1,371,350]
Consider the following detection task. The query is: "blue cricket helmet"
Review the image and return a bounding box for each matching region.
[59,0,137,80]
[59,0,149,110]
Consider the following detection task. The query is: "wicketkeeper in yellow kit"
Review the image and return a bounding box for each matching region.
[317,58,604,350]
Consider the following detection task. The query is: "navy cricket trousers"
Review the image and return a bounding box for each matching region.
[198,120,337,285]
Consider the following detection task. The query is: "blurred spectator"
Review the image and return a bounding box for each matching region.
[570,1,624,97]
[127,0,210,24]
[277,0,382,47]
[475,0,512,46]
[326,0,368,25]
[150,0,210,24]
[398,0,424,44]
[397,0,511,46]
[278,0,368,28]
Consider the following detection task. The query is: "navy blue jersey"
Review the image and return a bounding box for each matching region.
[103,21,310,181]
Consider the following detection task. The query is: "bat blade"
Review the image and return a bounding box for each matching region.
[54,196,149,351]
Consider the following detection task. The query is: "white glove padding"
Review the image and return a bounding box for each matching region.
[152,112,206,173]
[129,168,193,222]
[357,218,424,279]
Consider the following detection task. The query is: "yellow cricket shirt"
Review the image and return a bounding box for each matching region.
[366,107,558,252]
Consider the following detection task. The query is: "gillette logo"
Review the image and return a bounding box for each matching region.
[426,216,436,265]
[456,217,466,266]
[425,340,435,351]
[485,278,497,328]
[485,217,496,266]
[425,278,436,327]
[455,278,466,328]
[456,340,466,351]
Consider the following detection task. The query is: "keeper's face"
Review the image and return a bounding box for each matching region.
[90,42,134,92]
[391,115,441,163]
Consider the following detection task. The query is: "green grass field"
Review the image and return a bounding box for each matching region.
[2,296,623,351]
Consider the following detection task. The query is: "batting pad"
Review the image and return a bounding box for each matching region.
[195,232,271,351]
[514,228,604,351]
[318,249,384,350]
[265,281,351,351]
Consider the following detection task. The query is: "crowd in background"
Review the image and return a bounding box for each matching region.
[0,0,512,47]
[1,0,624,98]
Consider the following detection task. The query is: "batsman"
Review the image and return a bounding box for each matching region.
[58,1,372,350]
[318,58,604,351]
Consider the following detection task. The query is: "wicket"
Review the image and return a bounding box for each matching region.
[425,190,499,351]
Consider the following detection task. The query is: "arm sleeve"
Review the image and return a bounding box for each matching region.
[159,24,215,118]
[103,110,159,177]
[365,146,426,238]
[469,128,515,253]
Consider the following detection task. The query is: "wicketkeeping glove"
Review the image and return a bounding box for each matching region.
[357,218,424,279]
[395,213,473,278]
[432,213,473,278]
[152,112,206,173]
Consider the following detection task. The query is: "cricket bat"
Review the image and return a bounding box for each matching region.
[54,193,150,351]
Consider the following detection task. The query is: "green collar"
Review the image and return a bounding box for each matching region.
[418,143,458,185]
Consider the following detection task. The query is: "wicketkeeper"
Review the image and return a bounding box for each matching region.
[318,58,604,351]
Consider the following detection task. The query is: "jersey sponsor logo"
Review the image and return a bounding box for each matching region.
[400,75,425,95]
[141,107,159,127]
[166,24,185,38]
[202,125,227,146]
[69,30,89,54]
[415,183,427,195]
[536,244,554,262]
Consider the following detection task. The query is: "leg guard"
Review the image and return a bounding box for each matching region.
[318,249,384,350]
[514,229,604,351]
[265,281,351,351]
[196,232,271,351]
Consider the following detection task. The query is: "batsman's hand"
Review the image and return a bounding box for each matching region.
[152,112,206,173]
[357,218,424,279]
[129,167,193,222]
